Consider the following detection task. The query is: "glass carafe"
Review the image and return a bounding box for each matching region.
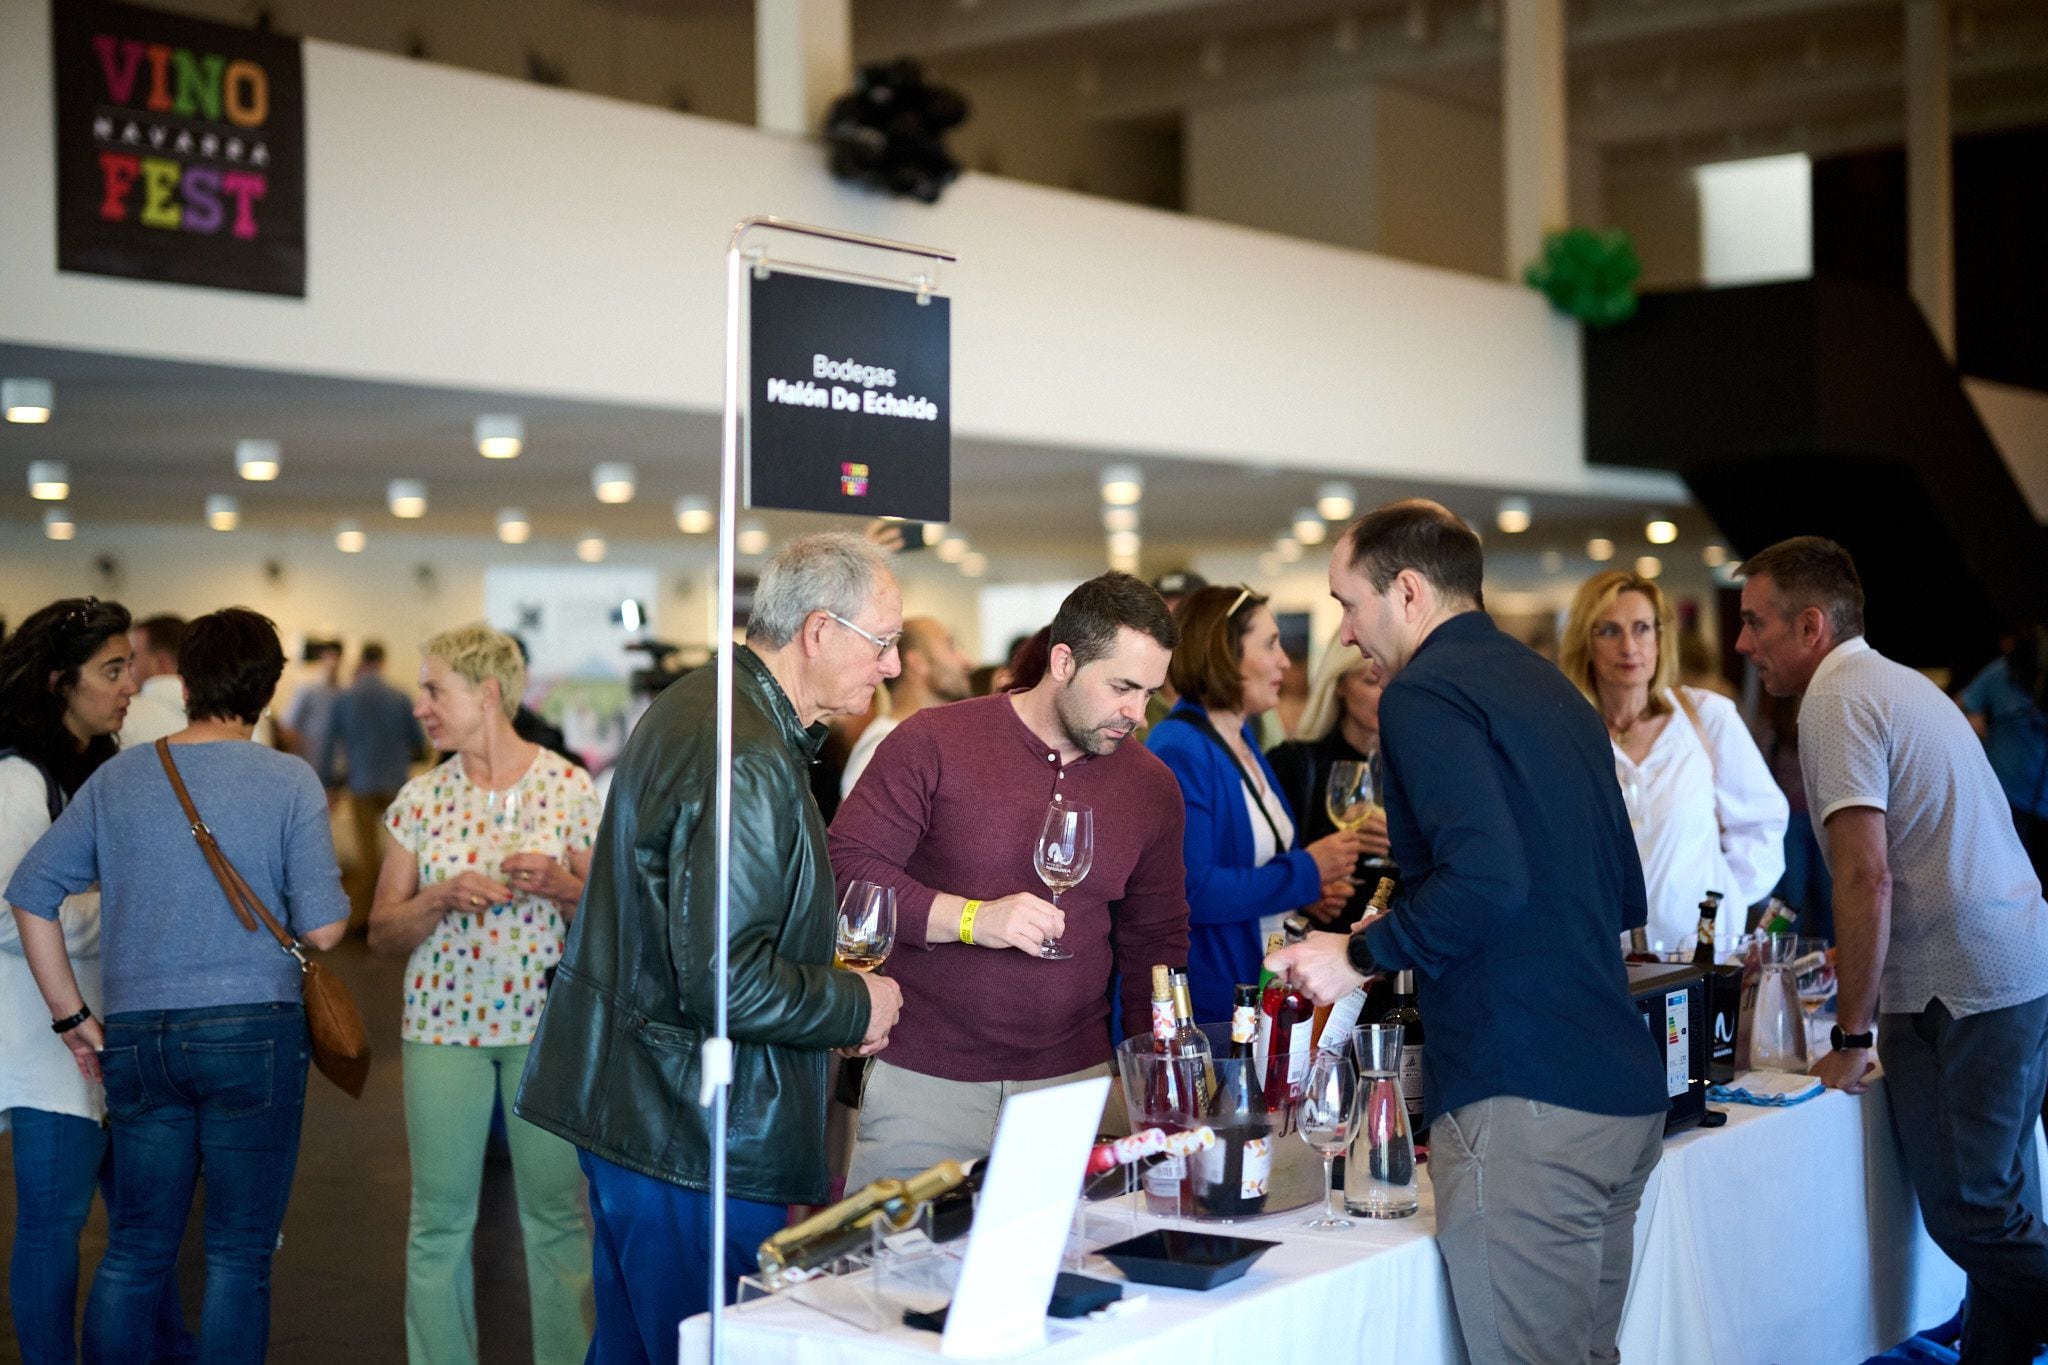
[1343,1022,1419,1219]
[1749,932,1811,1072]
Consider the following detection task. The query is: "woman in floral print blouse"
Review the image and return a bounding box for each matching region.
[368,623,597,1365]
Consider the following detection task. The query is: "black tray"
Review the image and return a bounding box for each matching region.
[1096,1229,1279,1291]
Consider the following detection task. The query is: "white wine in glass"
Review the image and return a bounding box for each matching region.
[1325,760,1377,835]
[834,880,897,973]
[1033,799,1094,962]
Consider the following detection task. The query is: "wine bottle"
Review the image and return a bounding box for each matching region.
[1260,960,1312,1125]
[757,1160,966,1285]
[1692,890,1724,967]
[1168,970,1214,1103]
[1196,984,1274,1217]
[1381,969,1427,1158]
[1142,965,1192,1212]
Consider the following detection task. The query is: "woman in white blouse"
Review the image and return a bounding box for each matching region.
[1562,571,1789,960]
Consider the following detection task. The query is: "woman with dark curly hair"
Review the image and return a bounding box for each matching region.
[8,606,347,1365]
[0,597,196,1365]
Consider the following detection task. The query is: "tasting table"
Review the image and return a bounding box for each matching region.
[680,1077,1973,1365]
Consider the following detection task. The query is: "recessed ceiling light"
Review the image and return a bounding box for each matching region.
[1496,497,1532,534]
[1107,530,1140,557]
[1102,506,1139,534]
[675,496,713,534]
[27,461,68,500]
[235,439,281,481]
[3,378,53,424]
[576,532,607,563]
[1292,510,1327,545]
[388,479,427,518]
[738,520,771,557]
[43,507,75,541]
[922,522,945,546]
[1588,536,1616,562]
[937,536,969,564]
[1702,543,1729,567]
[497,508,531,544]
[593,462,636,504]
[475,414,523,459]
[1316,481,1356,521]
[1645,516,1678,545]
[335,520,366,553]
[1099,464,1144,506]
[206,494,240,531]
[1636,555,1663,579]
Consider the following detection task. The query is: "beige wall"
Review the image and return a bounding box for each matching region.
[1606,168,1705,290]
[1185,84,1382,253]
[1374,84,1502,277]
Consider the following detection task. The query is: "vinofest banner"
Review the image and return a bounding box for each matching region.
[51,0,307,297]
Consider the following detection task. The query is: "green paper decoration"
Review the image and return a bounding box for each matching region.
[1524,227,1642,328]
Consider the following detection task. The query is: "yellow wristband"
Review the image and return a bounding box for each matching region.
[959,899,982,946]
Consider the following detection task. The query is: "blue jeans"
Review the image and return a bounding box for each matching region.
[7,1108,195,1365]
[1881,993,2048,1364]
[577,1150,786,1365]
[84,1003,311,1365]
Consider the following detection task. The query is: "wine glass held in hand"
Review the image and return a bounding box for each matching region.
[1296,1051,1360,1231]
[835,880,897,973]
[1324,761,1378,834]
[1033,799,1094,961]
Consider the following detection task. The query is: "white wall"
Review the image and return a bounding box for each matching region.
[0,3,1600,496]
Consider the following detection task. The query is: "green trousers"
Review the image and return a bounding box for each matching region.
[401,1040,592,1365]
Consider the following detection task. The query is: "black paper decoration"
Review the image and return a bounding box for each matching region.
[824,59,969,205]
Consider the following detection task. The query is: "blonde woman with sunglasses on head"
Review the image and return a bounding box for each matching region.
[1561,571,1787,959]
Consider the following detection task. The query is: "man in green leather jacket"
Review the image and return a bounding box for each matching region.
[518,531,904,1364]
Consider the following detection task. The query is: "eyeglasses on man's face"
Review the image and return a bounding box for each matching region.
[823,610,903,661]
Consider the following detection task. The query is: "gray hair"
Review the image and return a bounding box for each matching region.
[746,531,891,648]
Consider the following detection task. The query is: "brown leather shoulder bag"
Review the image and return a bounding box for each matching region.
[155,739,371,1098]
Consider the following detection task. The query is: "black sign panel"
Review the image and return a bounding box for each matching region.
[51,0,307,297]
[748,269,950,522]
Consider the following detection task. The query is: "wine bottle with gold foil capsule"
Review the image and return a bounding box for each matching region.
[756,1160,965,1286]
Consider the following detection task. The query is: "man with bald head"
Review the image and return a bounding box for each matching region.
[840,616,972,799]
[1267,499,1666,1365]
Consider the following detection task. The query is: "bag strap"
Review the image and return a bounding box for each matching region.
[154,739,304,961]
[1670,688,1729,842]
[1157,709,1289,850]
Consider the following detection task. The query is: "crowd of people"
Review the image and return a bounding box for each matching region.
[3,497,2045,1364]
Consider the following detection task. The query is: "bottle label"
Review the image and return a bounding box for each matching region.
[1193,1135,1272,1199]
[1144,1156,1185,1197]
[1400,1044,1425,1118]
[1281,1019,1312,1088]
[1231,1004,1257,1046]
[1151,999,1174,1042]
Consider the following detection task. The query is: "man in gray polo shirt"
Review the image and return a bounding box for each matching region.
[1738,536,2048,1361]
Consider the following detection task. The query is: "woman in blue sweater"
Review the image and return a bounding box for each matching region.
[1147,586,1362,1025]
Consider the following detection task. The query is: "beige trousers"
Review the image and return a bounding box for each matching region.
[846,1058,1128,1189]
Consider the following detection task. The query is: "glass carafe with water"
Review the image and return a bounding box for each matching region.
[1749,932,1811,1072]
[1343,1022,1419,1219]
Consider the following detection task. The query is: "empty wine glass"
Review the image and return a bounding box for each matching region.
[834,881,897,973]
[1296,1051,1359,1231]
[1033,799,1094,962]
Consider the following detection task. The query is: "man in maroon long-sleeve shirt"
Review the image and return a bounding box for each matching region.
[831,573,1191,1184]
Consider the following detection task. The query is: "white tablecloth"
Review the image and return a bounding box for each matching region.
[682,1080,1971,1364]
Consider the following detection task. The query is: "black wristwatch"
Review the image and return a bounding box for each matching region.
[1830,1023,1874,1051]
[51,1004,92,1035]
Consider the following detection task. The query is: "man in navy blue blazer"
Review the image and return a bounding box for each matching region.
[1269,499,1667,1365]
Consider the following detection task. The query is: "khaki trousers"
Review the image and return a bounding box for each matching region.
[846,1058,1127,1189]
[1429,1097,1664,1365]
[347,790,398,930]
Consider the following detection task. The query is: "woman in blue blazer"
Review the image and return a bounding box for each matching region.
[1147,585,1364,1026]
